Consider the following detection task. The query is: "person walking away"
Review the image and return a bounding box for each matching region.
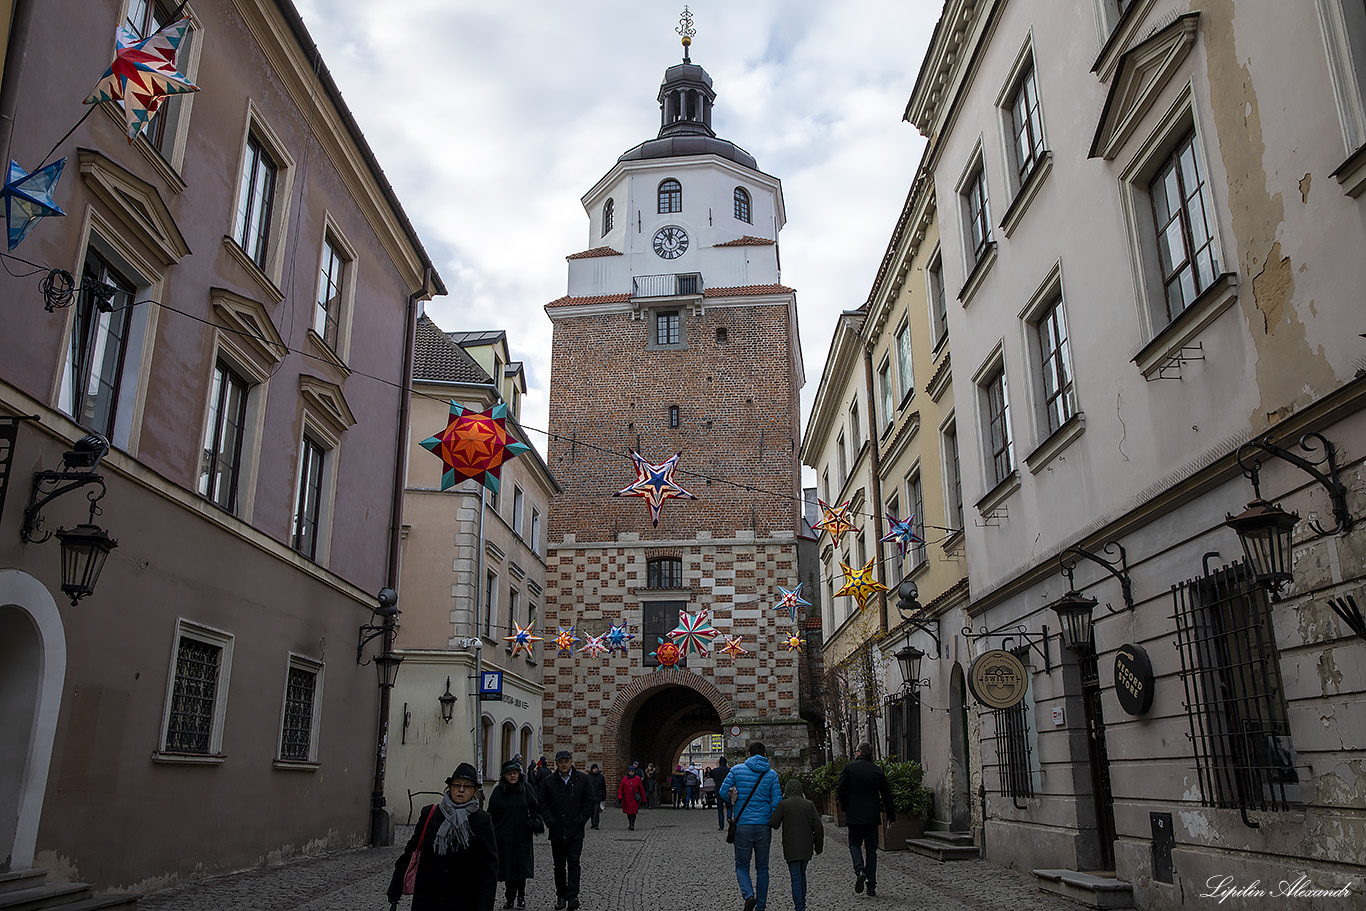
[720,741,783,911]
[618,766,646,830]
[710,757,732,830]
[538,749,594,911]
[586,763,607,830]
[388,763,498,911]
[835,743,896,898]
[769,778,823,911]
[644,762,658,808]
[684,766,701,808]
[671,767,685,808]
[488,760,539,909]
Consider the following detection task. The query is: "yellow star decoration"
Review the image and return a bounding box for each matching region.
[813,499,857,546]
[784,634,804,653]
[834,558,888,611]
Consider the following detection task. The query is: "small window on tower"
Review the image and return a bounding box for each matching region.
[656,310,680,346]
[602,198,614,236]
[733,187,751,223]
[716,327,728,344]
[669,405,680,428]
[658,179,682,214]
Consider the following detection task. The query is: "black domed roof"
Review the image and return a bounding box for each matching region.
[617,136,758,169]
[617,58,758,170]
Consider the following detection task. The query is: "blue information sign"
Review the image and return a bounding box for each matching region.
[480,670,503,701]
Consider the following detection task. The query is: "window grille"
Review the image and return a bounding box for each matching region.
[886,691,921,762]
[1172,560,1299,812]
[166,637,222,753]
[280,665,316,761]
[994,698,1034,798]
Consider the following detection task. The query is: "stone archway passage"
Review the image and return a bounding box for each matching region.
[602,669,735,789]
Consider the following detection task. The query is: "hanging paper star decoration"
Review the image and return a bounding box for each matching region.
[421,400,530,492]
[880,513,925,557]
[774,583,812,623]
[650,637,683,668]
[1,159,66,251]
[605,622,635,656]
[835,558,889,611]
[813,499,857,546]
[783,633,804,654]
[668,609,720,656]
[84,18,200,142]
[582,634,609,659]
[718,635,749,660]
[503,621,542,659]
[614,450,696,525]
[554,626,580,656]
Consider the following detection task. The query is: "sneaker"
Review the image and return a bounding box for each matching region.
[555,900,567,910]
[855,872,865,894]
[517,898,526,909]
[744,896,758,911]
[867,884,876,898]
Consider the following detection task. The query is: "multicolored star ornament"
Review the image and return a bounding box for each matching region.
[605,622,635,656]
[1,158,65,251]
[85,18,200,142]
[718,635,749,660]
[813,499,857,546]
[774,583,811,623]
[421,401,530,492]
[835,558,889,611]
[783,633,804,654]
[503,621,542,659]
[582,634,609,659]
[880,513,925,556]
[650,637,683,668]
[667,609,720,656]
[614,450,696,526]
[553,626,580,656]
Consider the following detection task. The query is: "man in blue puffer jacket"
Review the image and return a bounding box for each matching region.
[720,742,784,911]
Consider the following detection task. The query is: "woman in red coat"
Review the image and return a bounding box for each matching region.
[617,767,646,831]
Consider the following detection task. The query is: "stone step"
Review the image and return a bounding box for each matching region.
[905,837,980,861]
[0,883,93,911]
[924,830,977,846]
[1034,869,1135,910]
[0,872,49,897]
[38,896,139,911]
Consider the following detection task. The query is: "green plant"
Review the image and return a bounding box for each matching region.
[877,759,934,818]
[802,756,847,799]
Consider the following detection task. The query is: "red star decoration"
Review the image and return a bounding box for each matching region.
[421,401,530,492]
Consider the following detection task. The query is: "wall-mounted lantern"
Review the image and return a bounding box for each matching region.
[20,433,117,605]
[439,676,458,722]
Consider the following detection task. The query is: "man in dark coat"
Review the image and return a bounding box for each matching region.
[389,762,498,911]
[709,756,732,829]
[835,743,896,898]
[586,763,607,829]
[538,749,595,911]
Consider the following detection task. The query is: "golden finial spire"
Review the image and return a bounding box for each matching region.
[676,6,696,63]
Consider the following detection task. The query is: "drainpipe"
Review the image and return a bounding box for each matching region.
[862,344,887,633]
[0,0,35,164]
[467,380,502,782]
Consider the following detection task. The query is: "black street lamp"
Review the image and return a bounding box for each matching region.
[894,644,930,690]
[1050,591,1099,653]
[1224,498,1300,590]
[20,433,117,605]
[439,676,458,722]
[54,523,118,605]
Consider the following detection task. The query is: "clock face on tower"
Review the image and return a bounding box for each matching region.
[652,225,689,259]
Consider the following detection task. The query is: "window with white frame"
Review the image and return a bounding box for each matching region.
[822,470,831,505]
[513,485,525,536]
[962,159,992,268]
[159,619,234,758]
[507,588,519,636]
[1005,59,1046,189]
[292,434,328,560]
[277,654,323,764]
[485,571,498,638]
[837,433,848,486]
[928,252,948,348]
[878,358,894,429]
[70,247,137,439]
[942,420,965,532]
[885,493,904,584]
[1150,130,1217,322]
[982,364,1014,487]
[234,132,277,269]
[906,472,927,568]
[896,320,914,400]
[1034,295,1076,434]
[314,232,351,351]
[530,507,542,555]
[1317,0,1366,159]
[850,401,861,453]
[122,1,199,167]
[199,360,250,513]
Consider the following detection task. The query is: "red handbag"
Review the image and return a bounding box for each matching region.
[403,805,439,895]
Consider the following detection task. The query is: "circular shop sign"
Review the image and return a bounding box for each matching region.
[968,649,1029,709]
[1113,643,1155,716]
[729,725,742,738]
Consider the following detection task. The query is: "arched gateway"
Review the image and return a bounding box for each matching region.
[540,39,814,782]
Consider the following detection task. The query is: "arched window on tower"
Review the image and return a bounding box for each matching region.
[734,187,751,223]
[602,198,614,235]
[659,179,682,214]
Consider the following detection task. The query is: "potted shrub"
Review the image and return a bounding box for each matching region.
[877,759,933,848]
[803,762,837,818]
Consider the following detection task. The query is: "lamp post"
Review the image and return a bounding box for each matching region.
[360,587,401,846]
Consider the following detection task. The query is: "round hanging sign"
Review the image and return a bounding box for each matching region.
[729,725,742,738]
[1113,643,1155,716]
[967,649,1029,709]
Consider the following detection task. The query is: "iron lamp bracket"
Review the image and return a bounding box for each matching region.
[1237,432,1353,536]
[963,623,1051,674]
[1059,540,1134,616]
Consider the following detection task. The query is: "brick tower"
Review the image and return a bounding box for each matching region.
[542,38,810,782]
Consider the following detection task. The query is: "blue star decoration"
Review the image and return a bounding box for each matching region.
[2,158,66,251]
[880,513,925,557]
[605,621,635,655]
[614,450,696,526]
[774,583,812,623]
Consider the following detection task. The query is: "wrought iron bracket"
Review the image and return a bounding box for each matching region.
[896,610,942,653]
[963,623,1052,674]
[1327,593,1366,642]
[1060,540,1135,615]
[1237,432,1354,536]
[356,623,390,664]
[21,470,108,543]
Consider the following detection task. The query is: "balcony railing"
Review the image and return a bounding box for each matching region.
[633,273,702,298]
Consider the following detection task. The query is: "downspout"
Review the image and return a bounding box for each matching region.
[862,343,886,758]
[468,379,502,782]
[0,0,35,164]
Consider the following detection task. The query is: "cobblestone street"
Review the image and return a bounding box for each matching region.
[137,804,1080,911]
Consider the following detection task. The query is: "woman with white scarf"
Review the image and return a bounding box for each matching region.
[389,763,499,910]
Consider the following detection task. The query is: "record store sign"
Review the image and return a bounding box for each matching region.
[1114,644,1155,716]
[968,649,1028,709]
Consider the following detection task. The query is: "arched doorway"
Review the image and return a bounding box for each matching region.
[0,570,67,872]
[604,670,734,791]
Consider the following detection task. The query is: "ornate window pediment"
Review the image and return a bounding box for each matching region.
[210,287,286,371]
[77,147,190,265]
[298,376,356,437]
[1089,14,1200,161]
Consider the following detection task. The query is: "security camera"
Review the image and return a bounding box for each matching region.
[376,587,399,616]
[471,637,483,650]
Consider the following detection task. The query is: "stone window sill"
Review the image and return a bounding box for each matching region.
[975,470,1020,517]
[1133,273,1238,380]
[1000,152,1052,239]
[1025,412,1085,473]
[958,243,998,309]
[222,236,284,305]
[273,759,321,771]
[152,750,226,766]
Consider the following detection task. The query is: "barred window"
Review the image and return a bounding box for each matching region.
[159,620,234,759]
[1173,561,1300,812]
[886,690,921,763]
[279,664,318,762]
[994,698,1034,798]
[647,556,683,589]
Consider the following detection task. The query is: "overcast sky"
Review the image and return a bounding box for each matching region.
[293,0,937,465]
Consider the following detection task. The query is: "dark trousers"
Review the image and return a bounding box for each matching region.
[846,823,880,885]
[716,797,732,829]
[590,801,601,828]
[551,834,584,900]
[503,879,526,903]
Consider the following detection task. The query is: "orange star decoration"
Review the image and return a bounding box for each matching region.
[421,401,530,492]
[719,635,748,660]
[835,558,888,611]
[813,499,856,546]
[504,621,542,659]
[783,634,804,653]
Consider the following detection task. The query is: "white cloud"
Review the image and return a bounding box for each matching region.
[293,0,936,467]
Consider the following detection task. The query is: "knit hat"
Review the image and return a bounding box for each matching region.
[501,759,522,775]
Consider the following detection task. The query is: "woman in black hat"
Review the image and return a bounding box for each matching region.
[487,760,539,908]
[388,763,498,911]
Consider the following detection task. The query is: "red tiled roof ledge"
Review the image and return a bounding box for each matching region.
[566,246,623,259]
[546,292,632,308]
[703,284,795,297]
[714,235,775,247]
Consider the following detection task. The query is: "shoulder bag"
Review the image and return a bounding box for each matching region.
[726,772,766,844]
[402,804,440,895]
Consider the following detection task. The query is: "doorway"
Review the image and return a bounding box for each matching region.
[1078,651,1116,870]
